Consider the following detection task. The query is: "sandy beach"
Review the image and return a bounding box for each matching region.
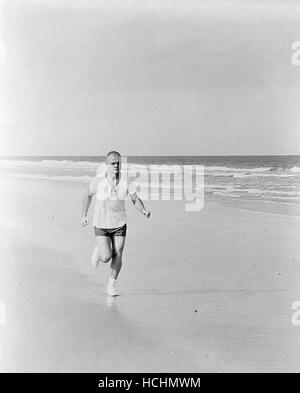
[0,176,300,372]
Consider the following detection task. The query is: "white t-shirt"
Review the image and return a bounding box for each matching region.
[89,173,137,229]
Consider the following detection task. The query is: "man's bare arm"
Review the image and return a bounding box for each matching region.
[130,192,151,218]
[81,189,93,225]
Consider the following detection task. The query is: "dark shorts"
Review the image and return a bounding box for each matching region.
[94,224,127,237]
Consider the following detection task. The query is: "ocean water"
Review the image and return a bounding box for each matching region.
[0,155,300,205]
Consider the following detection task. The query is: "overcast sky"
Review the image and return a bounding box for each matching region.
[1,0,300,156]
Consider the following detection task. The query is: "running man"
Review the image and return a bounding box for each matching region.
[81,151,151,296]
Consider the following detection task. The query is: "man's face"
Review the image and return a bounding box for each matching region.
[106,154,121,176]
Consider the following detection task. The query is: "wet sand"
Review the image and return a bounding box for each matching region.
[0,177,300,372]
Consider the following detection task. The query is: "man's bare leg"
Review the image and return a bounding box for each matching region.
[107,235,126,296]
[92,236,112,267]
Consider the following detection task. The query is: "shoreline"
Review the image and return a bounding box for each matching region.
[1,174,300,217]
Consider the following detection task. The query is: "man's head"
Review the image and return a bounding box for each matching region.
[106,151,121,176]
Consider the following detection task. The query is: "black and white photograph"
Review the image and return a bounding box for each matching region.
[0,0,300,374]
